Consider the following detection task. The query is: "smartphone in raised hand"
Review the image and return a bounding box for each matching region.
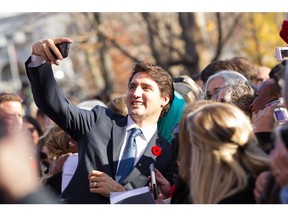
[50,42,71,59]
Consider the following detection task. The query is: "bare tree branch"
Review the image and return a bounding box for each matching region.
[212,13,243,61]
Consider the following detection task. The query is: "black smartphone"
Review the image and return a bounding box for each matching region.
[50,42,71,59]
[149,163,159,199]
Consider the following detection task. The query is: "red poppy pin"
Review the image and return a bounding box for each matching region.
[151,145,162,157]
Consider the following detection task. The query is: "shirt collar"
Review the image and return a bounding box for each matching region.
[127,115,157,142]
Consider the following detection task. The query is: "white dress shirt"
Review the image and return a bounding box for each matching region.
[61,153,78,192]
[117,115,157,173]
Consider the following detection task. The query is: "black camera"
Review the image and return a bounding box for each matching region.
[50,42,71,59]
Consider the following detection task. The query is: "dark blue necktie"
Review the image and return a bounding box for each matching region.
[116,128,142,183]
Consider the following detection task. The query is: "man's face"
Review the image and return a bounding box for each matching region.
[0,101,23,133]
[127,72,168,125]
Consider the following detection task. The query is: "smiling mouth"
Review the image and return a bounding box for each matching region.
[131,101,143,106]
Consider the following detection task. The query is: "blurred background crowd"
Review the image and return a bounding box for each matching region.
[1,12,288,208]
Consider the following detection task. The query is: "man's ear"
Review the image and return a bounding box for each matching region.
[161,96,170,107]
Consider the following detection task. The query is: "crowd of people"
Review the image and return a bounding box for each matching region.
[2,30,288,206]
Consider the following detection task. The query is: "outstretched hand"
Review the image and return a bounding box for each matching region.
[32,37,73,65]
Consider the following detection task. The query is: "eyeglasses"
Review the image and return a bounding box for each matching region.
[205,87,222,100]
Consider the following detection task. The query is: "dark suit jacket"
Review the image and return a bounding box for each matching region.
[25,57,177,204]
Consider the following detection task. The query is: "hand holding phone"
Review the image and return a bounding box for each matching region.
[149,163,159,199]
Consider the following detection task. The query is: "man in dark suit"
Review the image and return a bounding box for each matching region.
[25,37,177,204]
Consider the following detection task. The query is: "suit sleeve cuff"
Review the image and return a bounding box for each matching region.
[28,55,46,68]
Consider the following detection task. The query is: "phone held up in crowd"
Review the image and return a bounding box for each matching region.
[50,42,71,59]
[275,47,288,62]
[267,97,288,125]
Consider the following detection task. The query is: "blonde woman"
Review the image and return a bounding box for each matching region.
[177,101,270,204]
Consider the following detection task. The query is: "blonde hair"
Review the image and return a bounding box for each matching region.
[107,95,128,116]
[179,102,269,203]
[178,100,214,182]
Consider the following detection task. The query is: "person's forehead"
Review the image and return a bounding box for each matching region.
[130,72,156,84]
[210,76,224,83]
[0,101,22,109]
[208,77,224,88]
[257,66,270,74]
[258,69,270,75]
[0,101,23,114]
